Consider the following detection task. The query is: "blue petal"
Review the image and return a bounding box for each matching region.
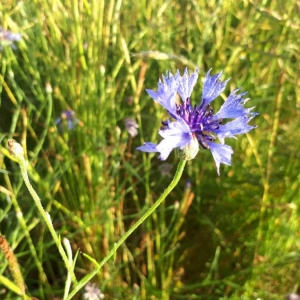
[207,142,233,175]
[200,70,230,107]
[55,117,62,125]
[8,32,22,42]
[136,142,159,153]
[213,89,253,120]
[159,118,191,139]
[137,118,193,160]
[137,132,191,160]
[156,135,189,160]
[177,68,198,102]
[67,119,75,130]
[157,120,193,160]
[214,115,257,142]
[146,70,180,115]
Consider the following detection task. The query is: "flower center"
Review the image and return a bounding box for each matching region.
[175,98,222,149]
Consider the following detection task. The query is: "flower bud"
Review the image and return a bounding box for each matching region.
[177,135,199,160]
[8,139,24,160]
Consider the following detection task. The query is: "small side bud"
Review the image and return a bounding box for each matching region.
[8,139,24,160]
[45,212,52,223]
[63,238,73,260]
[45,82,53,94]
[177,136,199,161]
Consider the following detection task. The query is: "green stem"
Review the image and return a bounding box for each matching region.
[66,159,187,299]
[72,0,87,70]
[8,140,77,284]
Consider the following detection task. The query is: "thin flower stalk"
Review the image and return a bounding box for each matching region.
[65,159,187,300]
[7,139,77,284]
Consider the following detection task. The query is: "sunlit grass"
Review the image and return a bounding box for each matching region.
[0,0,300,299]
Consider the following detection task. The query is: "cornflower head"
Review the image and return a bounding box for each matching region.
[0,27,22,49]
[55,109,77,130]
[125,117,139,137]
[137,68,257,174]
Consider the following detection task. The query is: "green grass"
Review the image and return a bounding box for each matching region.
[1,0,300,299]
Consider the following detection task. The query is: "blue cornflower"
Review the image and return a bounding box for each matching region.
[137,68,257,174]
[0,27,22,50]
[125,118,139,137]
[55,110,77,130]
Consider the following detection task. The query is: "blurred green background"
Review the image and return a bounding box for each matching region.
[0,0,300,299]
